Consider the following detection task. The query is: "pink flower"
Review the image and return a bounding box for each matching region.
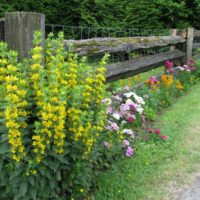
[120,103,130,112]
[129,104,136,110]
[125,146,134,157]
[169,69,175,74]
[128,115,135,123]
[149,76,158,83]
[190,67,196,71]
[188,58,195,66]
[154,129,160,134]
[113,95,122,102]
[110,122,119,132]
[122,140,130,147]
[165,60,173,70]
[123,129,134,138]
[141,115,146,123]
[106,107,113,114]
[160,135,169,140]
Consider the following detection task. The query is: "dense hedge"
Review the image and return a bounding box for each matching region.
[0,0,200,29]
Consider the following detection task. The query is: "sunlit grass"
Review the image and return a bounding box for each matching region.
[92,83,200,200]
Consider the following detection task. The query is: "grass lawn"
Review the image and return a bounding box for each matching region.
[92,82,200,200]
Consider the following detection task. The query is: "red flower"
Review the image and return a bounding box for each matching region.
[160,135,169,140]
[154,129,160,134]
[128,116,135,123]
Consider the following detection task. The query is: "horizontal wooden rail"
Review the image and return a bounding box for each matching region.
[64,36,185,56]
[106,49,185,82]
[194,30,200,38]
[193,43,200,50]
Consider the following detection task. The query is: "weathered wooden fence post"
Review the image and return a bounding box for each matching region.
[5,12,45,60]
[169,29,187,65]
[0,18,5,41]
[186,28,194,63]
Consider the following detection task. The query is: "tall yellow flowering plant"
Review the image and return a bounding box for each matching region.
[0,32,110,199]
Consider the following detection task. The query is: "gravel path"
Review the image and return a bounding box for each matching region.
[178,176,200,200]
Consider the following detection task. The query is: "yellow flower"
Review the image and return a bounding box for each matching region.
[176,80,183,90]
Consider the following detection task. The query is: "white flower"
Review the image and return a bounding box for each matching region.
[136,107,144,114]
[177,66,185,71]
[123,92,135,98]
[113,113,121,120]
[126,99,135,104]
[121,120,127,125]
[133,94,145,105]
[122,129,135,137]
[102,98,112,105]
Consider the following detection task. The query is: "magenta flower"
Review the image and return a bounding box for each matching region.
[165,60,173,70]
[154,129,160,135]
[129,104,136,110]
[127,114,135,123]
[160,135,169,140]
[125,146,134,157]
[122,140,130,147]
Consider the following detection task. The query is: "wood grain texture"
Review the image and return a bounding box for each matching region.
[64,36,185,56]
[5,12,45,60]
[105,50,185,82]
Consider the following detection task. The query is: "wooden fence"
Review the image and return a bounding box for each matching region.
[0,12,199,82]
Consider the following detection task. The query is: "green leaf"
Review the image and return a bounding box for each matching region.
[0,141,9,154]
[29,176,34,186]
[50,178,56,189]
[30,187,37,200]
[19,181,28,197]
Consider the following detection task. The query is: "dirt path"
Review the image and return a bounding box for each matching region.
[178,176,200,200]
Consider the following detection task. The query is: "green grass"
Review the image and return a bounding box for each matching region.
[92,82,200,200]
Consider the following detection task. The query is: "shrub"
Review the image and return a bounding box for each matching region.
[0,32,122,199]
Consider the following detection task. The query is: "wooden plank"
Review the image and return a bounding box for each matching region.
[186,28,194,62]
[5,12,45,60]
[194,29,200,38]
[192,43,200,50]
[64,36,185,56]
[0,18,5,41]
[106,50,185,82]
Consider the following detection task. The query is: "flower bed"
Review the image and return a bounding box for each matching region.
[0,31,199,200]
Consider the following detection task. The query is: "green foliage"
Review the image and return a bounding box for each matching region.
[0,33,120,199]
[1,0,200,29]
